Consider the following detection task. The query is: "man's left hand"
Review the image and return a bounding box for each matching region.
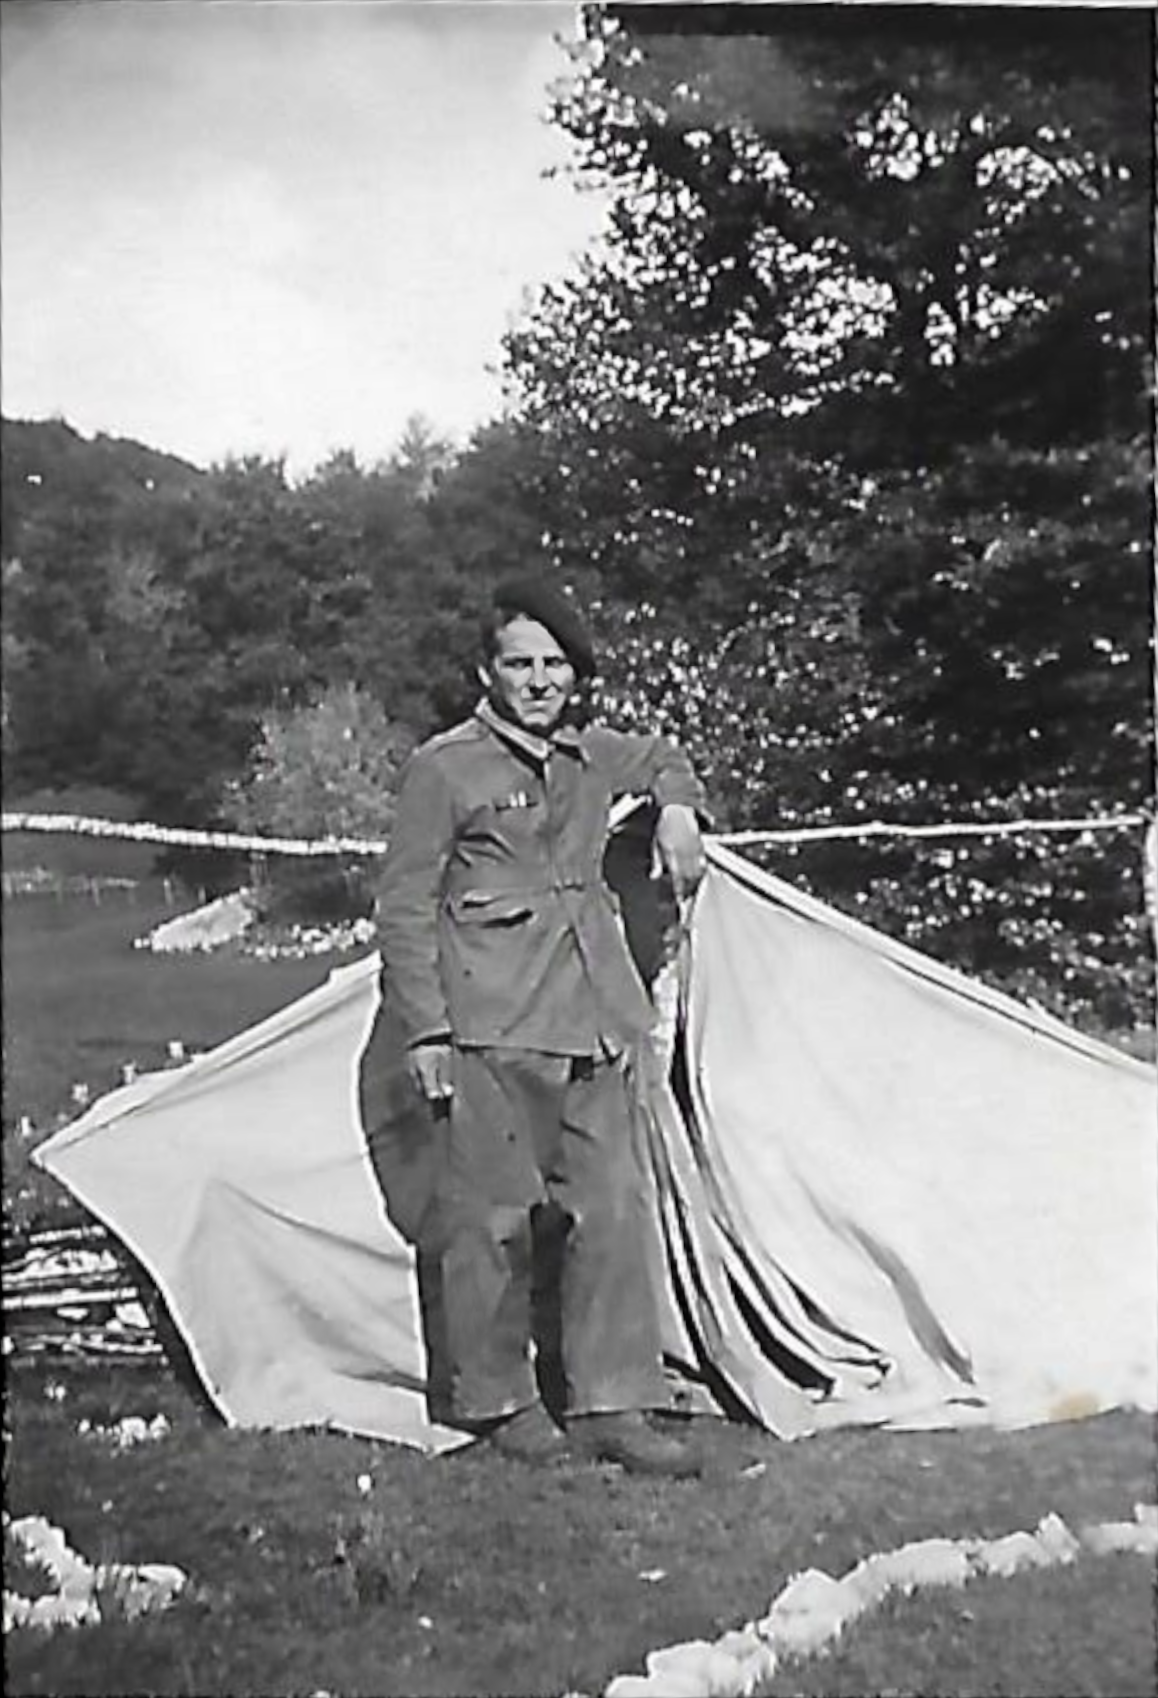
[654,803,706,902]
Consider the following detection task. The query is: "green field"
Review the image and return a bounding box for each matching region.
[5,1362,1156,1698]
[4,872,1157,1696]
[2,883,334,1128]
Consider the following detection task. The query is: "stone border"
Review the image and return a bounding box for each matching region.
[595,1504,1158,1697]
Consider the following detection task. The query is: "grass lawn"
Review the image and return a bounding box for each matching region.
[5,1363,1156,1697]
[2,885,335,1126]
[4,859,1157,1696]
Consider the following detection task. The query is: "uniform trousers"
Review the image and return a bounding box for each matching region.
[428,1046,669,1424]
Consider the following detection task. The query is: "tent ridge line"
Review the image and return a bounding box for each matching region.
[706,843,1155,1082]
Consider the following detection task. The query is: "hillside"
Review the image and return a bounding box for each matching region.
[2,416,205,556]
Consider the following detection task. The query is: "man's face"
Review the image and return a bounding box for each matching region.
[481,615,577,736]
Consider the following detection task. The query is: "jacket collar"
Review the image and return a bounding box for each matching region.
[474,698,587,766]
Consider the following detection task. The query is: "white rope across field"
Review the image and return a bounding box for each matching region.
[715,812,1147,848]
[1,809,1147,858]
[0,813,390,857]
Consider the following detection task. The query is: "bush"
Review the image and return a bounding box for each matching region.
[250,856,377,928]
[220,683,414,927]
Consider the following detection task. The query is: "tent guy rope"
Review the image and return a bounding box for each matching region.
[715,812,1148,847]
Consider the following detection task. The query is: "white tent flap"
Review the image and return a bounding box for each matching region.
[34,844,1157,1446]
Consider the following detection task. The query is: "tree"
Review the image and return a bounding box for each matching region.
[0,418,214,811]
[517,6,1148,460]
[221,681,415,842]
[0,416,550,822]
[501,3,1154,1031]
[220,682,416,925]
[390,414,457,502]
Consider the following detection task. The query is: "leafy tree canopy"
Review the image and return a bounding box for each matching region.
[0,416,552,823]
[500,2,1154,1033]
[514,4,1149,461]
[220,682,416,843]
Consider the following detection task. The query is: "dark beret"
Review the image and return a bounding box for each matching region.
[488,576,596,679]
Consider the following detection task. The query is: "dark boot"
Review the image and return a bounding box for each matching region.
[480,1402,569,1465]
[569,1410,700,1478]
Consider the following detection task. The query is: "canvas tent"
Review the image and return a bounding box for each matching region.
[34,840,1157,1452]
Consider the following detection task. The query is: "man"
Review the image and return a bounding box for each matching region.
[373,577,707,1474]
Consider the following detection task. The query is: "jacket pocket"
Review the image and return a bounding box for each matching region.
[447,891,535,927]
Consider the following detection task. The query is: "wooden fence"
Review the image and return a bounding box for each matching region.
[4,1222,162,1362]
[1,871,181,904]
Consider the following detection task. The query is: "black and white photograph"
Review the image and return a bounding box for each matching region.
[3,2,1156,1694]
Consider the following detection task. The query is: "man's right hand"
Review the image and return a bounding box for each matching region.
[407,1041,456,1108]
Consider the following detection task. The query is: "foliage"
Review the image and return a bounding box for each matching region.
[1,881,331,1133]
[751,836,1153,1049]
[217,680,414,925]
[1,419,210,814]
[1,10,1153,1032]
[514,6,1149,461]
[0,416,556,830]
[503,2,1154,1029]
[220,682,415,843]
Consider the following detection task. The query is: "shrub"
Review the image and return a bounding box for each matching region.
[220,684,414,926]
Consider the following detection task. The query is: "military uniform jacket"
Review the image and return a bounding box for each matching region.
[375,702,707,1055]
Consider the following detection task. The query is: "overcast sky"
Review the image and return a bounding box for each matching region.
[1,0,606,474]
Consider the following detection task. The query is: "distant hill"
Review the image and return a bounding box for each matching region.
[1,416,205,557]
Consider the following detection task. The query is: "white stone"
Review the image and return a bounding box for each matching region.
[1033,1512,1080,1564]
[27,1592,99,1630]
[1082,1521,1158,1557]
[9,1516,76,1585]
[94,1561,186,1620]
[846,1538,972,1598]
[764,1567,869,1654]
[600,1507,1156,1698]
[975,1531,1050,1578]
[644,1639,752,1697]
[7,1516,187,1635]
[4,1592,32,1631]
[133,1562,187,1600]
